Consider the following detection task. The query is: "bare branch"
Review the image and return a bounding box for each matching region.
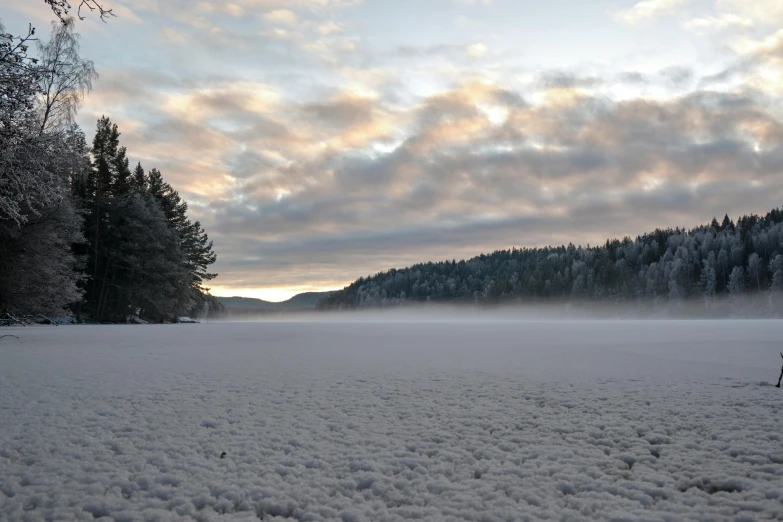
[44,0,115,23]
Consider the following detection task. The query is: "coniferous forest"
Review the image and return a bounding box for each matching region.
[320,210,783,314]
[0,18,220,322]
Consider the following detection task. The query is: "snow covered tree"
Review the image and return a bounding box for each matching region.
[1,5,220,320]
[0,195,84,315]
[0,123,88,315]
[0,23,62,225]
[747,253,762,293]
[769,255,783,293]
[699,256,716,301]
[321,207,783,316]
[0,21,90,315]
[728,266,745,296]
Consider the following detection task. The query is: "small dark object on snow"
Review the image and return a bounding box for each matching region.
[220,452,226,459]
[0,335,20,340]
[776,352,783,389]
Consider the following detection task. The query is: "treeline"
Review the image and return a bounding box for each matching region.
[0,19,220,322]
[320,211,783,313]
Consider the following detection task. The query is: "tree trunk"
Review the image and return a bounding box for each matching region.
[96,260,112,321]
[113,273,126,321]
[92,190,102,305]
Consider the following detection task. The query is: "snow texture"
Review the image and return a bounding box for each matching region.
[1,319,782,521]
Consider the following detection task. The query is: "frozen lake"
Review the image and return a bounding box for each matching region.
[1,319,782,521]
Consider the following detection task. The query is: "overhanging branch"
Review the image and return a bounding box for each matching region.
[45,0,115,23]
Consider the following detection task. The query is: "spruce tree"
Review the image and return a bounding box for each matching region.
[132,162,145,192]
[112,146,131,196]
[146,168,218,298]
[73,119,219,321]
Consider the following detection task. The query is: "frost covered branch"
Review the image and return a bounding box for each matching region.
[36,20,97,133]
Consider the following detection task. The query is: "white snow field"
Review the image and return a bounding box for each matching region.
[1,319,782,522]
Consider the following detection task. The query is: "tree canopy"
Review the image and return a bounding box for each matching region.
[0,17,220,321]
[321,210,783,315]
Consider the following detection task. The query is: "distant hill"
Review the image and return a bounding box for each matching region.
[218,291,334,313]
[217,296,278,311]
[280,292,334,309]
[320,207,783,310]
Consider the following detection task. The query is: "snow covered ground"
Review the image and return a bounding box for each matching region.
[1,319,782,521]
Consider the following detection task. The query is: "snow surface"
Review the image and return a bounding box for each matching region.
[1,319,782,521]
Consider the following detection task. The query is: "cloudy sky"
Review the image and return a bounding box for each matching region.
[3,0,783,300]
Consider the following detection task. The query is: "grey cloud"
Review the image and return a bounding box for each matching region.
[406,182,438,210]
[230,117,293,142]
[146,118,221,150]
[416,92,481,126]
[659,66,693,88]
[208,81,782,288]
[697,68,736,87]
[211,175,780,288]
[89,58,783,293]
[538,71,601,90]
[491,88,528,108]
[332,149,409,188]
[622,66,723,91]
[618,71,647,84]
[62,0,783,294]
[251,89,768,196]
[226,150,280,179]
[302,96,376,128]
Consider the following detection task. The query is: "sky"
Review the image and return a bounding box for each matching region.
[2,0,783,301]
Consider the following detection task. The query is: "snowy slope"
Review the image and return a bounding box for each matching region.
[0,320,782,521]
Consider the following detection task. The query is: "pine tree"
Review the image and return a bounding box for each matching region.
[112,145,131,196]
[721,214,734,232]
[132,162,145,192]
[83,116,119,311]
[146,168,218,297]
[101,192,189,321]
[72,118,219,321]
